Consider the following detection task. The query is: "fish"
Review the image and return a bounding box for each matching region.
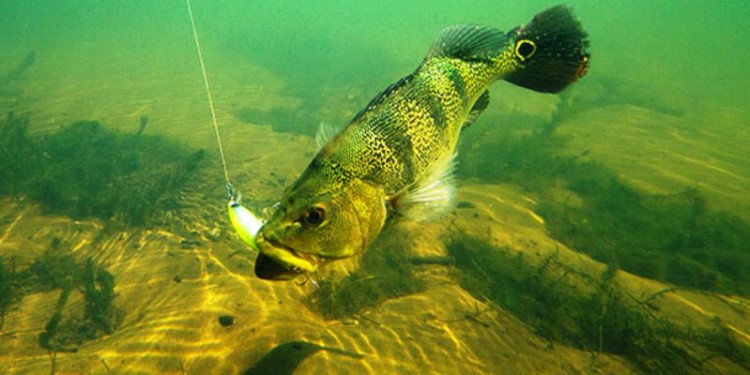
[254,5,590,280]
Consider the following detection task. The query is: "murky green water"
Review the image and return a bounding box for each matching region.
[1,1,749,374]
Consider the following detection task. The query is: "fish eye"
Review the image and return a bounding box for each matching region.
[302,206,326,227]
[515,39,536,61]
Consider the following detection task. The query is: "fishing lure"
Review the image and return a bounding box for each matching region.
[227,195,264,252]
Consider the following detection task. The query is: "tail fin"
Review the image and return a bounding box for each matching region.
[503,5,590,93]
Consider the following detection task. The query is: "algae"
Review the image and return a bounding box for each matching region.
[307,230,426,319]
[0,112,37,197]
[452,99,750,372]
[448,238,748,374]
[0,113,206,228]
[0,257,22,330]
[0,238,122,353]
[31,245,122,352]
[82,258,120,335]
[457,107,750,297]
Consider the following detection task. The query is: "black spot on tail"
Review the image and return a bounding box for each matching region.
[504,5,590,93]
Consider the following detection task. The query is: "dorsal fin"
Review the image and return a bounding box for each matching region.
[315,121,342,150]
[426,24,508,62]
[350,25,506,124]
[462,90,490,129]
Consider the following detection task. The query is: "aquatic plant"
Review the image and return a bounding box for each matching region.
[0,113,207,228]
[447,237,746,374]
[307,231,426,319]
[24,239,83,293]
[0,257,22,330]
[0,112,38,197]
[538,178,750,296]
[38,287,77,353]
[34,254,122,352]
[458,111,750,297]
[1,239,121,352]
[82,258,121,335]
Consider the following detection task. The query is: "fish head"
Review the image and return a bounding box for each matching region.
[255,178,387,280]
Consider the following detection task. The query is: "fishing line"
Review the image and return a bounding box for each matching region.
[185,0,264,254]
[185,0,235,198]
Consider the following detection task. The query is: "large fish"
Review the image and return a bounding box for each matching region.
[254,5,590,280]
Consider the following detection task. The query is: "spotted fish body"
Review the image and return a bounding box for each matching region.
[254,5,590,280]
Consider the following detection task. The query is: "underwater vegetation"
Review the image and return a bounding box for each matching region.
[0,257,22,330]
[306,229,426,319]
[458,109,750,297]
[0,112,206,228]
[448,238,750,375]
[0,51,35,88]
[540,179,750,295]
[0,51,35,109]
[0,238,122,353]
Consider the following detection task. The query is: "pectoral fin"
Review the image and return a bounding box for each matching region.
[390,153,457,221]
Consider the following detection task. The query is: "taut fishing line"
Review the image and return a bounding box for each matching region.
[185,0,263,251]
[185,0,233,198]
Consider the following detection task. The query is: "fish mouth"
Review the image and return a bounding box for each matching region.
[254,234,319,281]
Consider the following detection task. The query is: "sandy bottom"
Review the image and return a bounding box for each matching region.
[0,190,637,375]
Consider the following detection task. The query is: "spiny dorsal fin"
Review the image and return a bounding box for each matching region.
[462,90,490,129]
[391,153,457,222]
[315,121,342,150]
[426,24,508,62]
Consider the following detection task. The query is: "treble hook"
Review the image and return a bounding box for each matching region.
[295,273,320,289]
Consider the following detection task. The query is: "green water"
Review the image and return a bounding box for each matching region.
[1,1,749,374]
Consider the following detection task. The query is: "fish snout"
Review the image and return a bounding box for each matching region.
[254,233,320,280]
